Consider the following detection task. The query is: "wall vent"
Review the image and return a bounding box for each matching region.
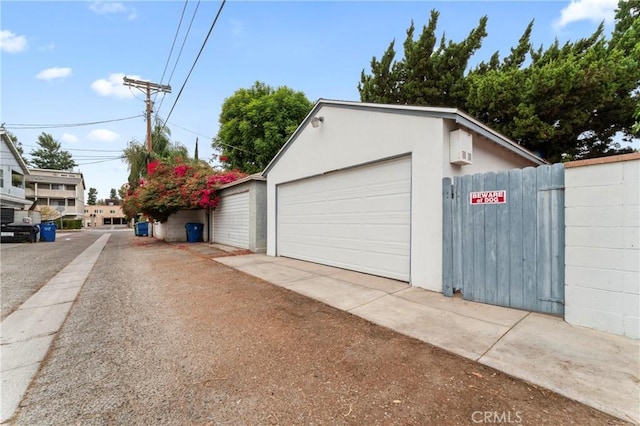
[449,129,473,165]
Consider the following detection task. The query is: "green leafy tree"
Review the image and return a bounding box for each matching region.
[29,133,77,170]
[87,188,98,205]
[359,1,639,162]
[110,188,118,200]
[212,81,313,174]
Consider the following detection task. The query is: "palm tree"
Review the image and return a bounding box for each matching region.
[122,119,190,189]
[123,141,149,188]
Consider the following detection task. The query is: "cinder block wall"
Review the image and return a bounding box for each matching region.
[153,209,208,243]
[564,153,640,339]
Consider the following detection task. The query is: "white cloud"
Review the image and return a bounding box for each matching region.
[89,1,137,20]
[61,133,79,143]
[91,72,143,99]
[36,67,72,81]
[87,129,120,142]
[555,0,617,28]
[0,30,28,53]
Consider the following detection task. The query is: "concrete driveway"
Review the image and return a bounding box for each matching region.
[215,253,640,424]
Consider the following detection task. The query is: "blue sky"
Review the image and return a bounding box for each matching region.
[1,0,621,200]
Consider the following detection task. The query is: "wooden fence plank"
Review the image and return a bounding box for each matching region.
[442,178,454,296]
[508,168,525,309]
[521,167,538,311]
[483,172,499,305]
[496,171,510,307]
[536,165,553,313]
[461,175,474,297]
[550,163,565,315]
[471,173,486,302]
[452,176,463,293]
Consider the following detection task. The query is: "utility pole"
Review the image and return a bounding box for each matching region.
[123,77,171,153]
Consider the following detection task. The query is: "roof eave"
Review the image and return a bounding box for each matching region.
[1,130,31,174]
[262,99,547,175]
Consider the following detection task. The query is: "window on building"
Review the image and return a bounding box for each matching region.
[67,184,76,191]
[110,210,116,214]
[68,199,76,207]
[84,209,89,213]
[51,184,62,190]
[0,169,4,188]
[51,199,65,207]
[11,170,23,188]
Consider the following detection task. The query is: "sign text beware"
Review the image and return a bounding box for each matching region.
[470,190,506,205]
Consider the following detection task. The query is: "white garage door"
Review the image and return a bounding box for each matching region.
[214,191,250,249]
[277,156,411,281]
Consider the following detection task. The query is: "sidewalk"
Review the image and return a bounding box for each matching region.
[0,235,111,423]
[214,253,640,424]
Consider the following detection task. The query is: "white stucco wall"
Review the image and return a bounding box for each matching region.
[265,104,540,292]
[153,209,208,243]
[564,154,640,339]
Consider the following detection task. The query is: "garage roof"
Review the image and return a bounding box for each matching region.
[263,99,547,176]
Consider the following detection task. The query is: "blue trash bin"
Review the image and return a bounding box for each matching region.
[40,222,56,242]
[185,223,204,243]
[136,222,149,237]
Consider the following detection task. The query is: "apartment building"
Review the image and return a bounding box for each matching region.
[84,200,127,227]
[25,168,86,220]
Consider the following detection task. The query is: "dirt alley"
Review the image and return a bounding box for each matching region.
[12,233,629,425]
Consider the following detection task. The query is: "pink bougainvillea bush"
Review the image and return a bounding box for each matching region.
[122,159,246,223]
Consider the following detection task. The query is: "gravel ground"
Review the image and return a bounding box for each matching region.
[11,232,629,425]
[0,231,101,320]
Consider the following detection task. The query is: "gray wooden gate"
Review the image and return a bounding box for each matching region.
[442,164,565,315]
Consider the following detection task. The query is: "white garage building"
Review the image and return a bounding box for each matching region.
[263,100,545,292]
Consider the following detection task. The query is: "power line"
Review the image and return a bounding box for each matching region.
[161,0,226,130]
[73,157,125,166]
[155,0,202,120]
[19,144,124,153]
[156,0,190,91]
[123,77,172,153]
[4,115,144,130]
[163,119,253,155]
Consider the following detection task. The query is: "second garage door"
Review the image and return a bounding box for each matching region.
[214,191,250,249]
[277,156,411,281]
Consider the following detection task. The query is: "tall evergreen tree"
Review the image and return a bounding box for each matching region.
[358,10,488,108]
[29,133,77,170]
[87,188,98,205]
[359,1,639,162]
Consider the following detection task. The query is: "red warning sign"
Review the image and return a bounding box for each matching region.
[470,190,506,205]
